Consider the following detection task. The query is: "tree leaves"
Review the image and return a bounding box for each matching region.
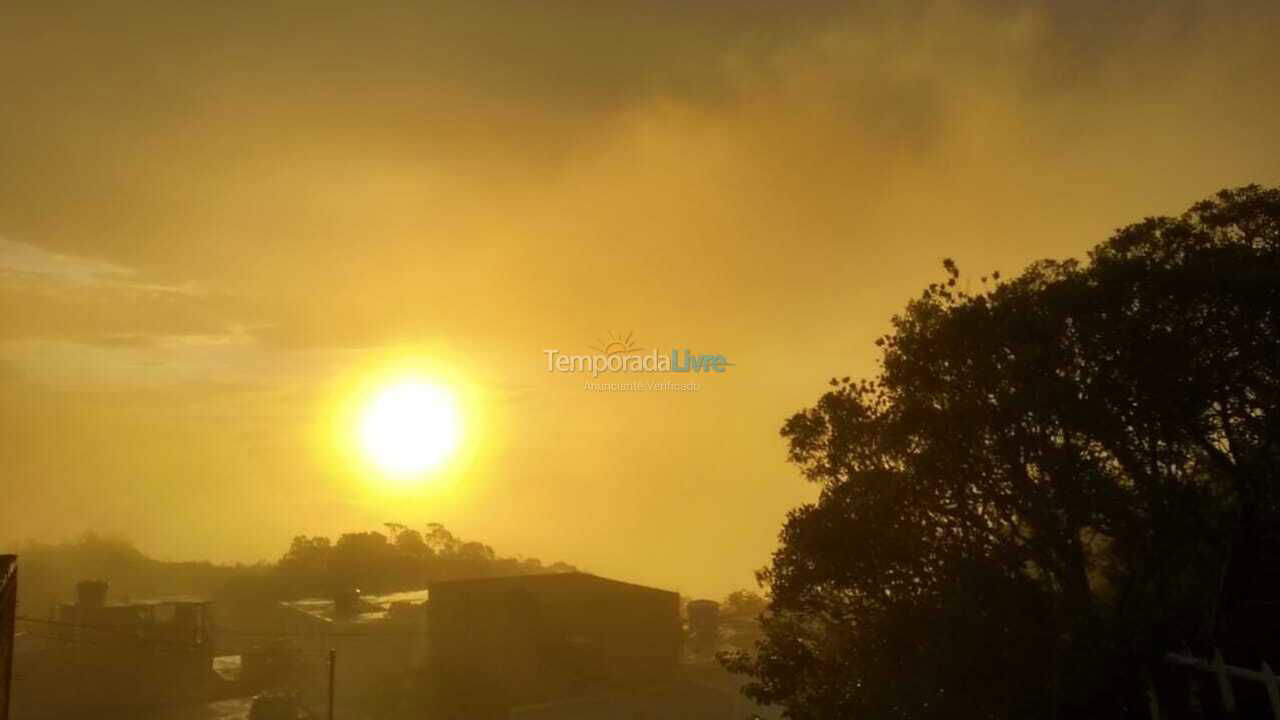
[737,185,1280,718]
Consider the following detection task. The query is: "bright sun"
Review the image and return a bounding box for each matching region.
[357,379,461,476]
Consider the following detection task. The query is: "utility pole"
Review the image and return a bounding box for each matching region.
[328,648,336,720]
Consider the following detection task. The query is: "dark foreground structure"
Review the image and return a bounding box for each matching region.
[272,587,429,716]
[14,580,218,717]
[422,572,733,719]
[0,556,15,720]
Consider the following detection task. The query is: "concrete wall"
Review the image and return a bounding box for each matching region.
[425,573,682,718]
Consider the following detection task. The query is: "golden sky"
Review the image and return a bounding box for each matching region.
[2,1,1279,598]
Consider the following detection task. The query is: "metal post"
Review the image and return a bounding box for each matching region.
[328,648,336,720]
[1214,649,1237,716]
[1188,669,1205,717]
[1143,667,1161,720]
[1261,661,1280,720]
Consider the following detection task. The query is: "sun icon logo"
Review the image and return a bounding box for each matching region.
[590,331,643,356]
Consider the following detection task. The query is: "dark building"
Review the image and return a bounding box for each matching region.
[423,573,684,719]
[15,580,217,716]
[0,556,15,720]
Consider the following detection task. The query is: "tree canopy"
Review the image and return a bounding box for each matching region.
[271,522,574,598]
[728,185,1280,718]
[14,524,576,628]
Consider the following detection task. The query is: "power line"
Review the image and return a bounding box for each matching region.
[215,624,421,639]
[16,627,335,659]
[16,631,231,656]
[16,616,210,647]
[16,615,424,641]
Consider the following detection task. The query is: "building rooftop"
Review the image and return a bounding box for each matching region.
[57,596,213,610]
[428,572,677,598]
[279,573,676,626]
[279,588,430,625]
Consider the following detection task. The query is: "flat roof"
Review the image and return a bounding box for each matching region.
[279,588,430,625]
[427,572,677,598]
[59,596,213,609]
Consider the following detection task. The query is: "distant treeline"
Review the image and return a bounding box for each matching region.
[11,524,577,617]
[259,523,578,599]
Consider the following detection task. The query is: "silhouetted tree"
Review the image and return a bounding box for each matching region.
[14,533,245,611]
[715,590,769,654]
[276,535,332,596]
[269,523,575,600]
[727,186,1280,719]
[723,590,768,619]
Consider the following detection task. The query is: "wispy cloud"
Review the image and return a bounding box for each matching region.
[0,237,199,294]
[0,237,131,285]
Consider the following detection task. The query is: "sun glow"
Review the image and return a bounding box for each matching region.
[357,379,461,477]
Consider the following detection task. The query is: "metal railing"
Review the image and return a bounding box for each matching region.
[1153,649,1280,719]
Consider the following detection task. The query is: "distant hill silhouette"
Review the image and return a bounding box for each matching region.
[9,524,576,621]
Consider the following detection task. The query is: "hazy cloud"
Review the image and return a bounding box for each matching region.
[1,0,1277,594]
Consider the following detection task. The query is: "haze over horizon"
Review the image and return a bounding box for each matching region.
[3,1,1280,599]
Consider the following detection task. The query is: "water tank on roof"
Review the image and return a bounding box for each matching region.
[334,588,362,620]
[76,580,108,608]
[687,599,720,654]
